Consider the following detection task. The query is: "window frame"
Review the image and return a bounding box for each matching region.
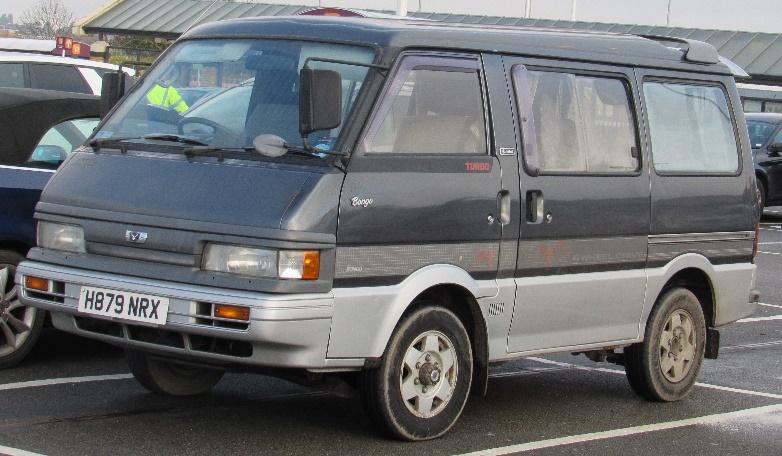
[357,51,491,158]
[642,76,743,177]
[511,63,643,177]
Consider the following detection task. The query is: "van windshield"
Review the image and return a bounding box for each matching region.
[96,39,375,153]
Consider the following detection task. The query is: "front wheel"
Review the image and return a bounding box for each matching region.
[0,250,45,369]
[625,287,706,402]
[359,305,473,441]
[126,349,224,396]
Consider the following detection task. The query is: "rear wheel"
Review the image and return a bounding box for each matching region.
[625,287,706,402]
[126,349,224,396]
[359,305,472,441]
[0,250,45,369]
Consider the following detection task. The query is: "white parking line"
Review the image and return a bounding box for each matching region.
[0,374,133,392]
[759,251,782,255]
[758,241,782,245]
[736,314,782,323]
[758,302,782,309]
[526,357,782,400]
[722,340,782,351]
[456,403,782,456]
[0,444,45,456]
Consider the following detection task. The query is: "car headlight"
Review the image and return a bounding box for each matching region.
[37,221,86,253]
[202,244,320,280]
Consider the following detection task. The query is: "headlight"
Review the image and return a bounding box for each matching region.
[37,221,85,253]
[202,244,320,280]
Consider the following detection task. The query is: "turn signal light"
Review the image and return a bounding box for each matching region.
[301,251,320,280]
[24,276,50,292]
[214,304,250,321]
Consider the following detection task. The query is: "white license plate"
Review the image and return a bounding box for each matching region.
[77,286,169,325]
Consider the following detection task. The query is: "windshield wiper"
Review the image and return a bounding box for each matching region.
[142,134,208,146]
[88,136,142,153]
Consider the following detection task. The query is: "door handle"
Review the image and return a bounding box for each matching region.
[526,190,544,223]
[497,190,511,226]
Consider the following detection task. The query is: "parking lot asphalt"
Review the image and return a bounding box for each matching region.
[0,210,780,456]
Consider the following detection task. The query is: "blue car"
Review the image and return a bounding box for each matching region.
[0,88,99,368]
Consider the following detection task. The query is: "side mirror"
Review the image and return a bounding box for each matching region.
[299,68,342,136]
[100,69,126,117]
[30,145,67,165]
[768,142,782,156]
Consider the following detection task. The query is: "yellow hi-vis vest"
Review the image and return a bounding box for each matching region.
[145,83,189,113]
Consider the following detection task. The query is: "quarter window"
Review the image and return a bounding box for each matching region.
[360,58,486,155]
[517,68,639,173]
[644,81,739,173]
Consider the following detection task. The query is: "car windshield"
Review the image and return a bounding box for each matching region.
[746,120,778,148]
[95,39,375,153]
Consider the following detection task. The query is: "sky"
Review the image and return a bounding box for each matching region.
[3,0,782,34]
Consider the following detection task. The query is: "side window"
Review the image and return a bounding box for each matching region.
[0,63,25,88]
[29,64,91,94]
[742,98,763,113]
[643,81,738,174]
[772,128,782,146]
[515,68,639,173]
[26,118,99,169]
[360,57,486,155]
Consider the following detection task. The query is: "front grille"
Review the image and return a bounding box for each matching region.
[73,317,253,358]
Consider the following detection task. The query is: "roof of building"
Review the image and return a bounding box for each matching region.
[81,0,782,83]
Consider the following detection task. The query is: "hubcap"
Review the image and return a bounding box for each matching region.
[658,309,696,383]
[399,330,458,418]
[0,266,37,358]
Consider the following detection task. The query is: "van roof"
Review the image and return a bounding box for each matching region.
[183,16,734,76]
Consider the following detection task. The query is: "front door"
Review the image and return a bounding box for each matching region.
[503,57,651,353]
[334,53,506,287]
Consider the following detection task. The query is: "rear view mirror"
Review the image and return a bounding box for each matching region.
[100,69,127,117]
[299,68,342,136]
[768,142,782,156]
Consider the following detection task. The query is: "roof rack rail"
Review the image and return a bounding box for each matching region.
[640,35,720,64]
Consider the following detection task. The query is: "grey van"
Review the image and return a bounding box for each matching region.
[16,17,759,440]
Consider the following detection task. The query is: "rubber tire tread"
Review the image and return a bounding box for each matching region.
[625,287,706,402]
[358,305,473,441]
[126,349,224,396]
[0,250,45,369]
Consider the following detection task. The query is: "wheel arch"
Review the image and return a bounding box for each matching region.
[643,254,717,337]
[328,264,495,394]
[0,240,31,258]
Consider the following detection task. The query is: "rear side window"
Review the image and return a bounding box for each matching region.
[0,63,25,88]
[520,69,639,173]
[644,81,739,174]
[29,63,91,94]
[360,57,487,155]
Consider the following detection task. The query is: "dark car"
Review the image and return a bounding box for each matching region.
[0,88,99,368]
[746,112,782,209]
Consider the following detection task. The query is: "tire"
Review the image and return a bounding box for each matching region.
[359,305,473,441]
[0,250,45,369]
[625,287,706,402]
[126,349,224,396]
[757,179,767,214]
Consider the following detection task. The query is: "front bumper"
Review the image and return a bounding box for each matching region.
[16,261,364,370]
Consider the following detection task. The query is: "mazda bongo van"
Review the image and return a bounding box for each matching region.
[16,17,760,440]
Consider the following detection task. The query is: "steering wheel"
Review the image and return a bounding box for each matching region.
[177,117,244,145]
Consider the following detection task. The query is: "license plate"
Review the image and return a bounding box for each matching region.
[77,286,169,325]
